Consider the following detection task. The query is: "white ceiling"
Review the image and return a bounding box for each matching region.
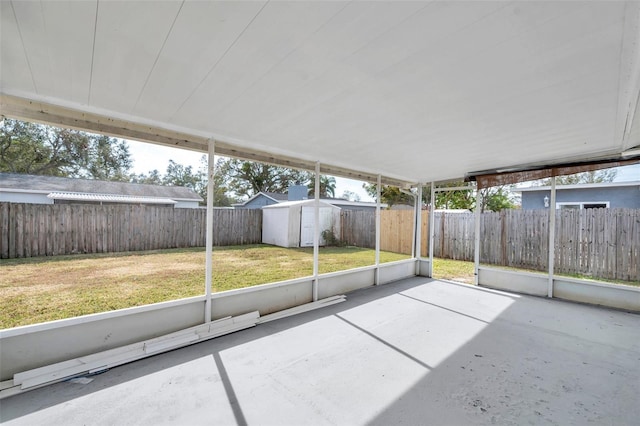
[2,0,639,185]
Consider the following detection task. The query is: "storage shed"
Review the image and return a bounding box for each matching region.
[262,200,341,248]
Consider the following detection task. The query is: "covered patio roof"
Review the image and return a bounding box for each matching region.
[2,0,640,184]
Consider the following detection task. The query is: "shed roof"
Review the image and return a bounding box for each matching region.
[0,173,203,201]
[1,1,639,184]
[262,199,340,209]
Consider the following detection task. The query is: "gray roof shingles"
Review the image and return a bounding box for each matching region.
[0,173,203,201]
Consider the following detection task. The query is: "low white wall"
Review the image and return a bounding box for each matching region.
[378,259,417,284]
[318,267,375,299]
[478,267,548,297]
[554,277,640,312]
[0,262,418,382]
[479,266,640,312]
[211,278,314,319]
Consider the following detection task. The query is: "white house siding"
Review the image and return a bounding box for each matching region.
[173,200,201,209]
[0,192,52,204]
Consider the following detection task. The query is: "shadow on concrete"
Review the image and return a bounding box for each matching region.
[2,277,639,425]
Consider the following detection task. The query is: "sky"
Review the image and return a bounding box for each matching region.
[128,139,640,201]
[127,140,374,201]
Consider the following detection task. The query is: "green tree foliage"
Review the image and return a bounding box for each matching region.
[478,186,515,212]
[426,182,516,212]
[130,169,163,185]
[209,158,237,207]
[217,158,312,199]
[163,159,204,191]
[362,184,414,207]
[132,157,237,207]
[365,180,516,212]
[340,190,361,202]
[1,118,131,180]
[83,135,132,181]
[308,175,336,198]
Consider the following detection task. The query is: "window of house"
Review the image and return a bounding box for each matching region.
[556,202,609,209]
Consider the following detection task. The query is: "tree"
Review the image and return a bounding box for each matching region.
[163,159,204,190]
[365,180,516,212]
[218,158,312,199]
[362,184,414,207]
[130,169,163,185]
[340,190,361,202]
[82,135,132,181]
[478,186,516,212]
[308,175,336,198]
[425,181,516,212]
[1,118,132,180]
[206,157,238,207]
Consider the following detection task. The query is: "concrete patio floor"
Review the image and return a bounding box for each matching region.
[1,277,639,425]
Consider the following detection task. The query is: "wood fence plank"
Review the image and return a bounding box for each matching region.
[0,203,9,258]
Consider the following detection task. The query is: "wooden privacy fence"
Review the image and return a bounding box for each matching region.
[0,203,262,259]
[340,209,428,255]
[2,202,638,281]
[341,208,639,282]
[446,208,639,282]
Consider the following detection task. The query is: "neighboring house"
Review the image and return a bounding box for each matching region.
[232,191,289,209]
[516,181,640,210]
[233,185,384,211]
[0,173,203,208]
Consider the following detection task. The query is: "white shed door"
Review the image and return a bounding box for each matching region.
[300,206,332,247]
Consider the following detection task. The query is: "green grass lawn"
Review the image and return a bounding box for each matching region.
[432,258,640,288]
[0,245,409,328]
[432,258,476,284]
[3,247,635,329]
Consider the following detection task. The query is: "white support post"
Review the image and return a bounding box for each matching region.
[547,176,557,298]
[313,162,320,301]
[375,175,381,285]
[429,182,435,278]
[474,187,482,286]
[204,139,215,323]
[410,190,417,259]
[415,185,423,275]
